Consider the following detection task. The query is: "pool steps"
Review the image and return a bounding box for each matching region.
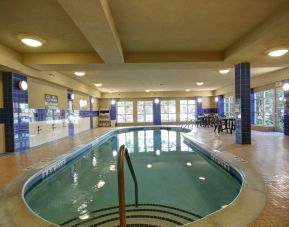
[60,203,202,227]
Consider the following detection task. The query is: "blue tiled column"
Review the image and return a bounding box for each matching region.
[89,96,93,129]
[283,79,289,136]
[110,102,117,121]
[235,63,251,144]
[153,100,161,125]
[217,95,224,116]
[250,89,255,124]
[67,89,74,136]
[3,72,30,152]
[196,97,203,117]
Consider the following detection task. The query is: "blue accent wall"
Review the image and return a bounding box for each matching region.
[203,108,217,114]
[284,79,289,136]
[235,63,251,144]
[3,72,30,152]
[250,89,255,124]
[196,97,203,116]
[153,101,161,125]
[217,95,224,116]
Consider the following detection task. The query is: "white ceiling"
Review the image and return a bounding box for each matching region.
[1,0,289,93]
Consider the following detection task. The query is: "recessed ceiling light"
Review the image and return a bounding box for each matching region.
[95,83,102,87]
[215,97,219,102]
[196,82,204,86]
[18,35,44,47]
[145,90,150,93]
[198,176,206,181]
[74,72,86,77]
[219,69,230,74]
[268,48,288,57]
[185,89,190,92]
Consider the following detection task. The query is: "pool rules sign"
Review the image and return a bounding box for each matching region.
[45,94,58,109]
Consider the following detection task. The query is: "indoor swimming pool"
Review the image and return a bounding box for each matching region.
[23,128,242,226]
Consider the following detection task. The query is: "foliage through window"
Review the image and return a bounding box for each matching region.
[180,100,196,121]
[117,101,133,123]
[224,96,234,117]
[137,101,153,122]
[161,100,176,122]
[276,88,285,129]
[254,90,274,126]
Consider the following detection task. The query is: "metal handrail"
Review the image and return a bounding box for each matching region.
[117,145,138,227]
[181,119,194,128]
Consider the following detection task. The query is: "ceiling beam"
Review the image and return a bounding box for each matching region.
[125,51,224,63]
[225,3,289,64]
[23,53,103,65]
[58,0,124,64]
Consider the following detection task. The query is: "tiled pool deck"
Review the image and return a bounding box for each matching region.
[0,126,288,226]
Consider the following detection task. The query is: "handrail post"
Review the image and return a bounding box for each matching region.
[117,145,126,227]
[117,145,138,227]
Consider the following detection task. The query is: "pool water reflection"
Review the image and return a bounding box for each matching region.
[24,129,241,225]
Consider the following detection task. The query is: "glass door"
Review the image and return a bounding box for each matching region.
[275,88,285,132]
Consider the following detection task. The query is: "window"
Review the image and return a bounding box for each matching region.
[224,96,234,117]
[117,101,133,123]
[137,101,153,122]
[254,90,274,126]
[180,100,196,121]
[276,88,285,129]
[161,100,176,122]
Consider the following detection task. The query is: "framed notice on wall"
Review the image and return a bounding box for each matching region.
[45,94,58,109]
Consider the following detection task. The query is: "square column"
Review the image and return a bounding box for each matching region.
[235,63,251,144]
[3,72,30,152]
[217,95,224,116]
[153,99,161,125]
[67,89,74,136]
[196,96,203,117]
[284,80,289,135]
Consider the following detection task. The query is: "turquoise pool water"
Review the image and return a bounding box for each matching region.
[24,129,241,225]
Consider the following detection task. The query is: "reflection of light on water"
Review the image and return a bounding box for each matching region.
[96,180,105,189]
[112,150,117,157]
[92,157,97,167]
[79,213,90,220]
[221,204,228,209]
[186,162,192,166]
[73,172,78,183]
[109,165,116,171]
[77,203,87,212]
[198,177,206,181]
[156,150,160,156]
[147,164,152,168]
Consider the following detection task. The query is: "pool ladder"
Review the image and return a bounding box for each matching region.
[117,145,138,227]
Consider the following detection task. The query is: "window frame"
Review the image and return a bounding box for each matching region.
[179,99,196,122]
[161,100,176,122]
[116,101,133,123]
[137,100,153,123]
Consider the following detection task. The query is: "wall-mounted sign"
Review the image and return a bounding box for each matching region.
[45,94,58,109]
